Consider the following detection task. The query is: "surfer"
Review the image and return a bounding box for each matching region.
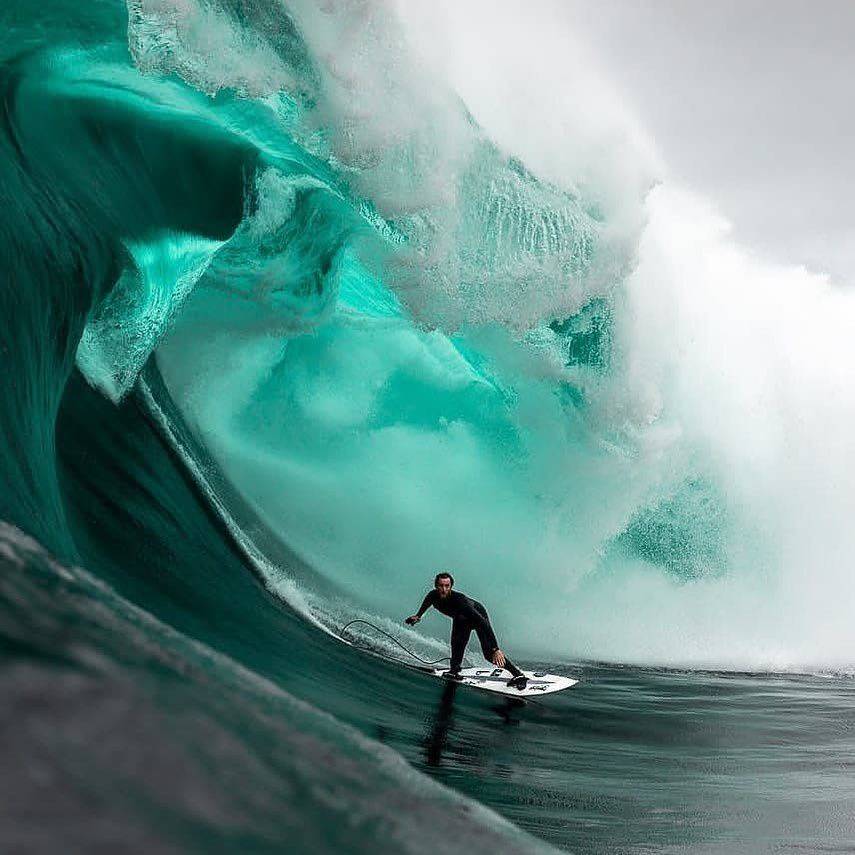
[405,572,528,689]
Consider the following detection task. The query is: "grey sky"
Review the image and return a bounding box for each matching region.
[559,1,855,282]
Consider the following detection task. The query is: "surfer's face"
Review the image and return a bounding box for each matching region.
[435,577,453,598]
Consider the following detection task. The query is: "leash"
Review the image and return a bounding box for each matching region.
[338,618,451,666]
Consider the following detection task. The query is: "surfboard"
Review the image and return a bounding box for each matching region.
[429,666,578,698]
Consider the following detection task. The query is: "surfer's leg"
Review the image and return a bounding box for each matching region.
[476,623,523,678]
[449,619,471,673]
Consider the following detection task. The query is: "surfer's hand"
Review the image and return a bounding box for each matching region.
[492,649,506,668]
[405,615,420,626]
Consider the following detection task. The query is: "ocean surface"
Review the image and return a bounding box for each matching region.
[3,2,855,852]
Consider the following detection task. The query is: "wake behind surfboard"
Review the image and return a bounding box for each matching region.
[430,667,578,698]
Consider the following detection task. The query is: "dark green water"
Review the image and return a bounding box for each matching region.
[2,1,855,852]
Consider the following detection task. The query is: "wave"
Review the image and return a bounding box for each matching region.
[2,0,855,739]
[143,1,855,669]
[5,3,855,851]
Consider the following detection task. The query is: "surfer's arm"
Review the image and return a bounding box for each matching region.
[405,591,435,625]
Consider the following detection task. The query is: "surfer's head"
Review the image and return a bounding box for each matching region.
[434,572,454,598]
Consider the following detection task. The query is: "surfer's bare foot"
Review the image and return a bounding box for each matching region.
[507,675,528,690]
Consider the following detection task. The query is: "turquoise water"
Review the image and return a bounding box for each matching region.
[3,1,855,851]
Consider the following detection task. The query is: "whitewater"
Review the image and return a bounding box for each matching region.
[147,0,855,670]
[3,1,855,852]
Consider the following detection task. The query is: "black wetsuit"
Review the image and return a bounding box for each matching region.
[415,590,523,677]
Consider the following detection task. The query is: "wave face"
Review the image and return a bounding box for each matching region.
[4,0,855,851]
[137,0,855,669]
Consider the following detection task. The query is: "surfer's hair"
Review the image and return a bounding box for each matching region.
[434,572,454,587]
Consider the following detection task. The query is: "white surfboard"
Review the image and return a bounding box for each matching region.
[430,666,578,698]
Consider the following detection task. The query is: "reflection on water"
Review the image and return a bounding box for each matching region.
[424,680,458,766]
[423,679,527,767]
